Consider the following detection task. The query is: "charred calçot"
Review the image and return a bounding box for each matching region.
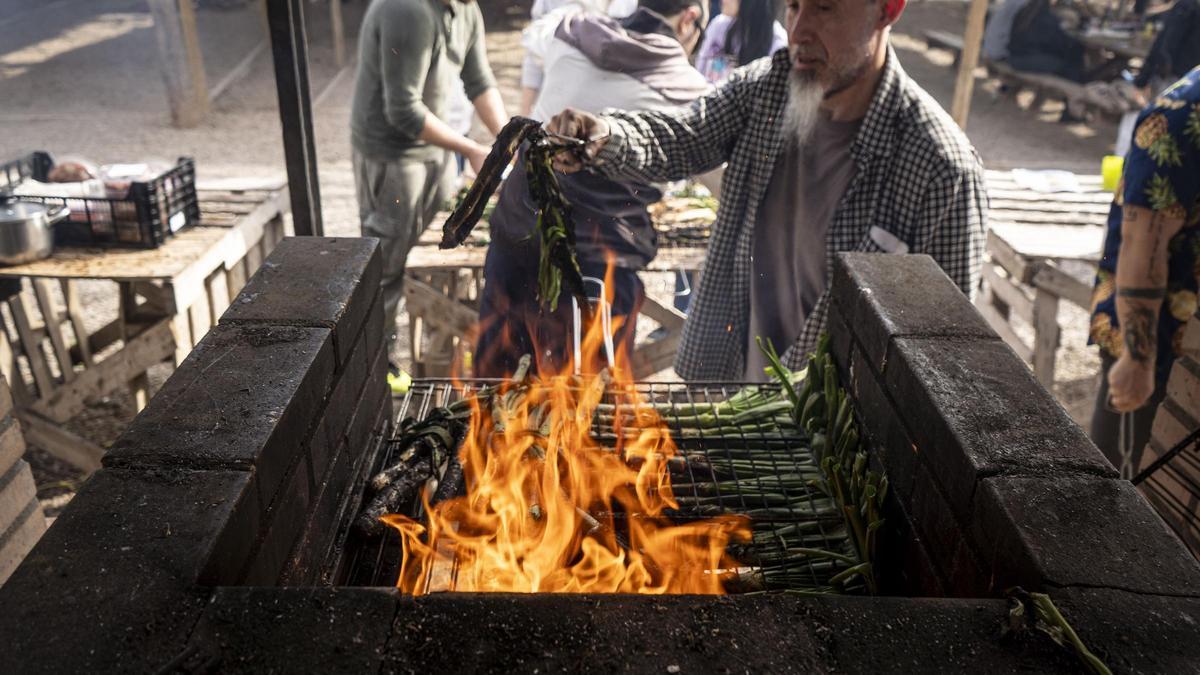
[439,116,588,314]
[353,405,476,538]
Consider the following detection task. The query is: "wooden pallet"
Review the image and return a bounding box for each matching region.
[0,186,289,473]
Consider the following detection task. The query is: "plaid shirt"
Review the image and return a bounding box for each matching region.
[594,46,988,379]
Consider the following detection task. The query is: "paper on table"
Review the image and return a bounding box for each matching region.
[1010,168,1083,193]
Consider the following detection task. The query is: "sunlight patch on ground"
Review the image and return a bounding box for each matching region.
[890,31,956,68]
[1,13,153,79]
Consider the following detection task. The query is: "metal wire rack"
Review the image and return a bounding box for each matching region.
[341,379,853,591]
[1134,426,1200,558]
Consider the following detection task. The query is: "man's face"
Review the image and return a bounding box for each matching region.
[784,0,883,95]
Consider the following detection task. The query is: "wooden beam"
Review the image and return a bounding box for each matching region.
[405,277,478,336]
[631,333,681,379]
[950,0,989,128]
[30,320,175,424]
[1031,262,1093,310]
[974,297,1034,363]
[982,264,1034,325]
[149,0,210,128]
[638,297,686,331]
[330,0,346,68]
[15,410,103,477]
[1032,288,1061,387]
[31,280,74,383]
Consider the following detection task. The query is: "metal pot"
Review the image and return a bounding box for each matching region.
[0,200,67,265]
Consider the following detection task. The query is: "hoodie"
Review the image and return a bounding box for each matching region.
[490,10,710,269]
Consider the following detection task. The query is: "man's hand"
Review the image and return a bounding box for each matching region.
[545,107,610,173]
[1108,353,1156,412]
[466,143,489,176]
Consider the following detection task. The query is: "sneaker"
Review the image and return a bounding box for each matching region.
[387,361,411,395]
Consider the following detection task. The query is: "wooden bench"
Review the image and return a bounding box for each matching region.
[988,61,1126,120]
[924,29,965,66]
[976,170,1110,387]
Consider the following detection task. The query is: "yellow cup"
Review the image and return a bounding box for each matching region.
[1102,155,1124,193]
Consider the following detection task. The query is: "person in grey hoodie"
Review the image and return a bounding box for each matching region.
[474,0,710,377]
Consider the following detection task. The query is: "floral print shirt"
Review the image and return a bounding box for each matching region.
[1090,67,1200,382]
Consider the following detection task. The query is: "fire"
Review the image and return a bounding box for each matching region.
[384,273,749,594]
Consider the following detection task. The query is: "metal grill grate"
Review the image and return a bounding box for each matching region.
[342,379,853,590]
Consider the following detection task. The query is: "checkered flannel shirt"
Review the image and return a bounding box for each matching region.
[593,46,988,379]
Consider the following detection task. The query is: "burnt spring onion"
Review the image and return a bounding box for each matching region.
[440,116,587,312]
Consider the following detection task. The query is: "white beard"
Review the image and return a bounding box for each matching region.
[782,71,825,145]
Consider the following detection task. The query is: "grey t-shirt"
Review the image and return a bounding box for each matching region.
[744,112,861,381]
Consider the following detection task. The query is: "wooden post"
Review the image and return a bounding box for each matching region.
[330,0,346,68]
[1032,287,1061,387]
[149,0,210,128]
[950,0,989,129]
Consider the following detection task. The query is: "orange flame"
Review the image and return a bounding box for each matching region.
[385,270,749,594]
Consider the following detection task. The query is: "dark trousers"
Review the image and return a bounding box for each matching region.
[1089,353,1168,478]
[474,243,644,379]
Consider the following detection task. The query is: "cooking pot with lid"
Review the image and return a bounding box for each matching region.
[0,199,67,265]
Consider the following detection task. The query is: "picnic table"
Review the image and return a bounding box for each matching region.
[405,240,705,379]
[0,180,289,474]
[978,169,1109,387]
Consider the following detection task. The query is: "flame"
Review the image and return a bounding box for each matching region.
[385,266,749,594]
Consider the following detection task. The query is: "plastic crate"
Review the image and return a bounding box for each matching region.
[0,152,200,249]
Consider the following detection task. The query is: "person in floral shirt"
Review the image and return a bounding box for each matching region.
[1089,66,1200,477]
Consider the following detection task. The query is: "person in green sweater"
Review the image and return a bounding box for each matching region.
[351,0,507,376]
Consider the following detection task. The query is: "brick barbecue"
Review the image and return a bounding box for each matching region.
[1,242,1198,673]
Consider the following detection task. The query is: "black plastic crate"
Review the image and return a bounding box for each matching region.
[0,151,200,249]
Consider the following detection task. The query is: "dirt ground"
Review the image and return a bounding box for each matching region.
[0,0,1111,512]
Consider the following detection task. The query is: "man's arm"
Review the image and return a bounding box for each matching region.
[1109,204,1186,411]
[461,3,504,136]
[548,61,762,182]
[379,4,489,167]
[472,88,507,138]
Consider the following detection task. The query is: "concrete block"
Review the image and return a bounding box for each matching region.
[830,253,997,373]
[846,341,918,509]
[186,587,398,674]
[0,417,25,476]
[222,237,381,370]
[1048,587,1200,673]
[104,324,335,513]
[0,459,40,534]
[0,468,250,673]
[0,374,14,420]
[887,337,1116,517]
[242,454,312,585]
[974,475,1200,596]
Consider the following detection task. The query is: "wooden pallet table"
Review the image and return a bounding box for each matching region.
[0,183,289,474]
[978,170,1109,388]
[404,244,705,379]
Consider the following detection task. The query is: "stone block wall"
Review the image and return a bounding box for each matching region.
[828,253,1200,598]
[0,373,45,585]
[0,237,391,671]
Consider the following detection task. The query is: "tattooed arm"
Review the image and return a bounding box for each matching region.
[1109,204,1187,412]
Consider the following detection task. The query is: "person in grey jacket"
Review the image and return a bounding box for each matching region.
[350,0,507,370]
[475,0,710,378]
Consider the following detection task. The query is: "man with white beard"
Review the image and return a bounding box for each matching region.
[547,0,987,380]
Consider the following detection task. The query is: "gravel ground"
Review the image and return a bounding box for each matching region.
[1,0,1108,512]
